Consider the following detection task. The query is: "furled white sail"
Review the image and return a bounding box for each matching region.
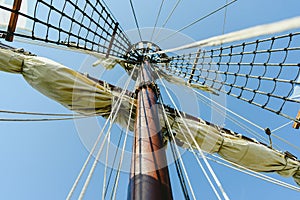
[166,112,300,186]
[0,47,133,118]
[151,16,300,55]
[0,47,300,186]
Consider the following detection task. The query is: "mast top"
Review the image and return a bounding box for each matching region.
[125,41,169,65]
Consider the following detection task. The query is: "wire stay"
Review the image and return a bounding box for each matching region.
[150,0,165,41]
[129,0,142,41]
[159,96,196,200]
[157,0,237,44]
[66,67,136,199]
[153,0,182,42]
[161,31,300,123]
[155,70,229,200]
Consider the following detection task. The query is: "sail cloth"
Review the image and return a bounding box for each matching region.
[163,111,300,186]
[0,47,300,186]
[151,16,300,55]
[0,47,133,124]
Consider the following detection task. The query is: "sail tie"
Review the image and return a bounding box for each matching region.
[265,128,273,148]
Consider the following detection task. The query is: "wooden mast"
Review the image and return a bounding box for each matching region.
[5,0,23,42]
[128,60,173,200]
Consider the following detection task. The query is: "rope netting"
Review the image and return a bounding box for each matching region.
[0,0,131,59]
[163,32,300,122]
[1,1,300,199]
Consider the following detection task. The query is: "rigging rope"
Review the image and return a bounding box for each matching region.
[103,129,124,198]
[0,109,77,116]
[0,116,97,122]
[66,112,113,200]
[0,0,131,58]
[0,111,116,122]
[129,0,142,41]
[162,31,300,123]
[159,96,195,200]
[77,67,136,199]
[193,88,300,153]
[66,66,136,200]
[157,0,237,44]
[1,1,299,199]
[162,101,196,199]
[102,0,131,36]
[175,122,223,200]
[150,0,165,41]
[153,16,300,54]
[192,89,264,131]
[169,139,191,199]
[111,102,134,200]
[102,119,113,200]
[272,121,293,133]
[153,0,182,42]
[78,116,113,199]
[193,90,270,144]
[272,134,300,152]
[206,154,300,192]
[194,89,300,153]
[222,0,229,35]
[155,70,229,200]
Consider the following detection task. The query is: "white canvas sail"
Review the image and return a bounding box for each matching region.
[1,47,300,186]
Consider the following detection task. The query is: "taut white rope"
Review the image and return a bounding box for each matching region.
[78,67,136,199]
[160,102,197,200]
[207,154,300,192]
[155,70,229,200]
[111,102,134,200]
[152,16,300,55]
[66,67,136,199]
[192,89,265,131]
[153,0,182,42]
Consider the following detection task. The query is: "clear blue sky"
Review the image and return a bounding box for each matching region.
[0,0,300,199]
